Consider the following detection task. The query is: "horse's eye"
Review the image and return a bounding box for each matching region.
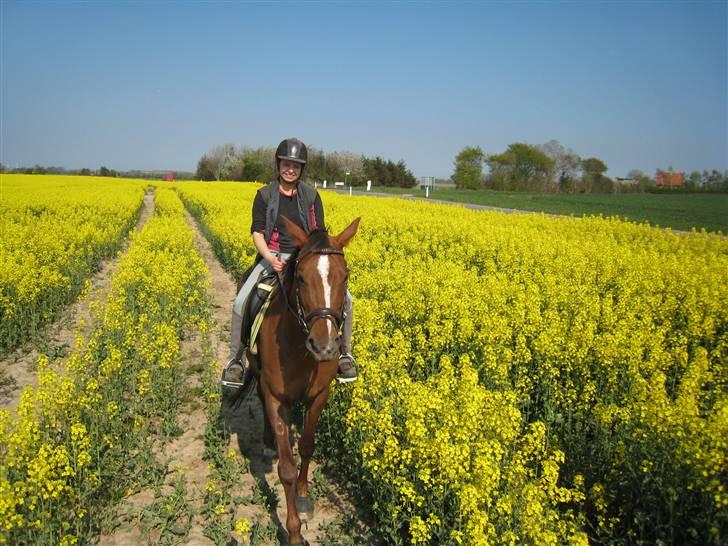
[297,274,305,284]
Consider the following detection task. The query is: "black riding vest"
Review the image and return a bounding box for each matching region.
[258,180,318,244]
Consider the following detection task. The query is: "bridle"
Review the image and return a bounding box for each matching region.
[280,247,347,337]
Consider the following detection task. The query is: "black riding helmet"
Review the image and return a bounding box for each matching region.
[275,138,308,174]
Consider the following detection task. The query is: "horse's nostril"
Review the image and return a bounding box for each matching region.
[306,335,339,361]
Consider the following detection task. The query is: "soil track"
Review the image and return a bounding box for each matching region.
[0,191,155,416]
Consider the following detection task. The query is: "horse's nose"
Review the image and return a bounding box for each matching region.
[306,334,338,361]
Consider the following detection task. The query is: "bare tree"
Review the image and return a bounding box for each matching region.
[328,151,363,182]
[538,140,582,192]
[207,143,237,181]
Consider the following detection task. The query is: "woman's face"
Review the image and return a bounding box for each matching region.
[279,160,302,184]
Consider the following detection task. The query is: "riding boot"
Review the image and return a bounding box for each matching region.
[222,309,246,388]
[337,293,358,383]
[228,309,244,363]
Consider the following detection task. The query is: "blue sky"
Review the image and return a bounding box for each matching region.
[1,0,726,179]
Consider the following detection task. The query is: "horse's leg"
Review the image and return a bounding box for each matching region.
[257,381,276,457]
[295,386,331,518]
[262,391,304,545]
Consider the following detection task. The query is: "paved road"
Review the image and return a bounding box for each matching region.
[328,188,722,237]
[330,188,538,215]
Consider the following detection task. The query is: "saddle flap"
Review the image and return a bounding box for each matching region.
[241,273,278,353]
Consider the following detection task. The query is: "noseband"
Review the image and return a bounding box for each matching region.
[284,247,346,336]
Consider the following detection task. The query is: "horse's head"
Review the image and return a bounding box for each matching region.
[282,216,360,362]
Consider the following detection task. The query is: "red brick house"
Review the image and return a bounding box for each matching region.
[655,170,684,188]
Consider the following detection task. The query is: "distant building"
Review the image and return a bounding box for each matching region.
[163,172,174,182]
[655,170,684,188]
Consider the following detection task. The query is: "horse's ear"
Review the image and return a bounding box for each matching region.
[281,216,307,248]
[334,217,360,248]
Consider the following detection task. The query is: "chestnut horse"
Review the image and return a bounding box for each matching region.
[232,216,360,545]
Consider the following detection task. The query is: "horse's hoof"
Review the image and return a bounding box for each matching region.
[295,496,315,519]
[288,541,310,546]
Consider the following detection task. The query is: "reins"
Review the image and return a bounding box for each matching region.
[278,247,346,337]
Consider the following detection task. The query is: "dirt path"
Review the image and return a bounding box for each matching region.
[0,191,155,416]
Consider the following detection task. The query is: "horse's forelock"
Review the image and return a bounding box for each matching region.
[282,228,333,281]
[302,228,332,254]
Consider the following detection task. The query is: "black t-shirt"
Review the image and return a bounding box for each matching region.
[250,188,325,253]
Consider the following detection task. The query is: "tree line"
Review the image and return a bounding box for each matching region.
[0,164,196,180]
[5,141,726,193]
[0,164,121,177]
[452,140,728,193]
[196,144,417,188]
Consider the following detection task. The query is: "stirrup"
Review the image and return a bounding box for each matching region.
[221,358,247,389]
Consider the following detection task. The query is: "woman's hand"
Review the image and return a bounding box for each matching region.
[269,255,286,272]
[253,232,286,273]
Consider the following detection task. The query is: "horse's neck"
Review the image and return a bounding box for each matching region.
[273,281,306,340]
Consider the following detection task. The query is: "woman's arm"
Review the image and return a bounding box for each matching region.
[250,191,285,272]
[252,231,285,272]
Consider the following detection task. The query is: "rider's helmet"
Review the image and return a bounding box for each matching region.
[275,138,308,170]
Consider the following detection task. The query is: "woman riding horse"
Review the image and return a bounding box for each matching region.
[251,216,359,545]
[221,138,361,544]
[222,137,358,389]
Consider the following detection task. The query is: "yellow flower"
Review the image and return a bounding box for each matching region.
[234,518,251,540]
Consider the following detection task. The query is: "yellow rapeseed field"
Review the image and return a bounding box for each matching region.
[0,175,147,352]
[179,181,727,545]
[1,176,726,544]
[1,186,209,544]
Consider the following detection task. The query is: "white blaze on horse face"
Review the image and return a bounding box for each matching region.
[316,255,332,335]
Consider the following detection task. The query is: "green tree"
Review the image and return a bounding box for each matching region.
[452,146,485,189]
[581,157,608,193]
[240,146,276,182]
[685,171,700,190]
[240,157,265,181]
[582,157,607,175]
[486,143,554,191]
[304,147,327,182]
[195,156,215,181]
[394,159,418,188]
[98,166,117,177]
[362,157,417,188]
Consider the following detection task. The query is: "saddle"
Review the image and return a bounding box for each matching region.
[240,272,279,356]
